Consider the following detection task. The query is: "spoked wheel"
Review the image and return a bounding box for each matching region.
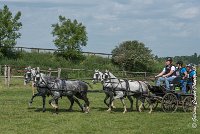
[136,97,158,111]
[161,93,178,113]
[182,96,194,112]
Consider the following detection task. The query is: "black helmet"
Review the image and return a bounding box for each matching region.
[166,57,172,62]
[176,61,183,65]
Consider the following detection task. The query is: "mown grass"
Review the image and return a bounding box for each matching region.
[0,78,199,134]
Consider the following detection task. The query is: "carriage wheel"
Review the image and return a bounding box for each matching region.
[182,96,194,112]
[161,93,178,113]
[136,97,158,111]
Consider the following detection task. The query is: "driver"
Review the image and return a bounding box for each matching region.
[155,57,176,91]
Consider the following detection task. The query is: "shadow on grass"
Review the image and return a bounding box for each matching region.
[93,106,138,113]
[27,107,83,113]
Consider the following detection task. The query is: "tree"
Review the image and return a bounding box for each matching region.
[0,5,22,58]
[112,40,155,72]
[52,16,88,61]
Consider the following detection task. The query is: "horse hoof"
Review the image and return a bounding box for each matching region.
[148,111,152,114]
[51,103,58,109]
[106,109,111,112]
[123,110,127,114]
[111,106,116,109]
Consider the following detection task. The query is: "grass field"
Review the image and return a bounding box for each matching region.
[0,78,199,134]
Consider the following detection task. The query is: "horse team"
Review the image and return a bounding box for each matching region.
[25,68,156,114]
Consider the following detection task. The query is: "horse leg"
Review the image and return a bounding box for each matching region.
[104,93,110,107]
[73,96,84,112]
[139,97,145,112]
[82,93,90,113]
[111,101,116,109]
[55,98,59,114]
[66,96,74,111]
[107,92,114,112]
[127,96,133,111]
[49,92,60,109]
[120,98,127,114]
[29,92,40,106]
[42,95,46,112]
[146,98,153,114]
[149,104,153,114]
[74,93,88,112]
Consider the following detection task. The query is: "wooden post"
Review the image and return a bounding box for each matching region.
[4,65,7,85]
[58,68,61,78]
[144,72,147,79]
[7,66,11,87]
[78,70,80,79]
[48,68,52,76]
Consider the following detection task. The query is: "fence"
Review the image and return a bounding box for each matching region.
[13,46,112,58]
[0,65,62,87]
[0,65,153,87]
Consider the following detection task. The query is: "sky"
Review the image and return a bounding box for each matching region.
[0,0,200,57]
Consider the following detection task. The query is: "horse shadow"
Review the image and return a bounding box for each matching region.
[94,106,138,113]
[27,107,83,113]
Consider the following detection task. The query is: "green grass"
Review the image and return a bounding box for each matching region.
[0,78,199,134]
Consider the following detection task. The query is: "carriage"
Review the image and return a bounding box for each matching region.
[136,79,195,113]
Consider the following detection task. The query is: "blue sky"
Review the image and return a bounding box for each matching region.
[1,0,200,57]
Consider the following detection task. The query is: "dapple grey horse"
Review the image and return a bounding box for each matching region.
[92,69,103,84]
[93,70,116,108]
[28,72,53,112]
[47,79,91,114]
[102,70,153,113]
[24,66,37,85]
[29,73,89,112]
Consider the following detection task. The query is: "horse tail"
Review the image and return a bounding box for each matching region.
[82,81,93,89]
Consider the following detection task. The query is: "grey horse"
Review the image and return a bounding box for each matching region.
[92,70,116,108]
[47,79,91,114]
[29,72,91,113]
[24,66,37,85]
[102,70,153,113]
[28,72,53,112]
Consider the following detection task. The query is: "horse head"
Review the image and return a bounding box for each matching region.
[24,66,37,84]
[33,72,48,87]
[92,69,103,84]
[102,70,112,81]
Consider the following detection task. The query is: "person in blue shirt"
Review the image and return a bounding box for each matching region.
[175,61,188,94]
[186,64,197,91]
[155,57,176,91]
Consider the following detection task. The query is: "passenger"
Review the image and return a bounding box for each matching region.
[186,64,197,91]
[155,57,176,91]
[175,61,188,94]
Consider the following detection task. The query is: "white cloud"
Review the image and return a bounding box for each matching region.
[109,26,121,33]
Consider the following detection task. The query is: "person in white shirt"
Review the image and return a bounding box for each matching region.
[155,57,176,91]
